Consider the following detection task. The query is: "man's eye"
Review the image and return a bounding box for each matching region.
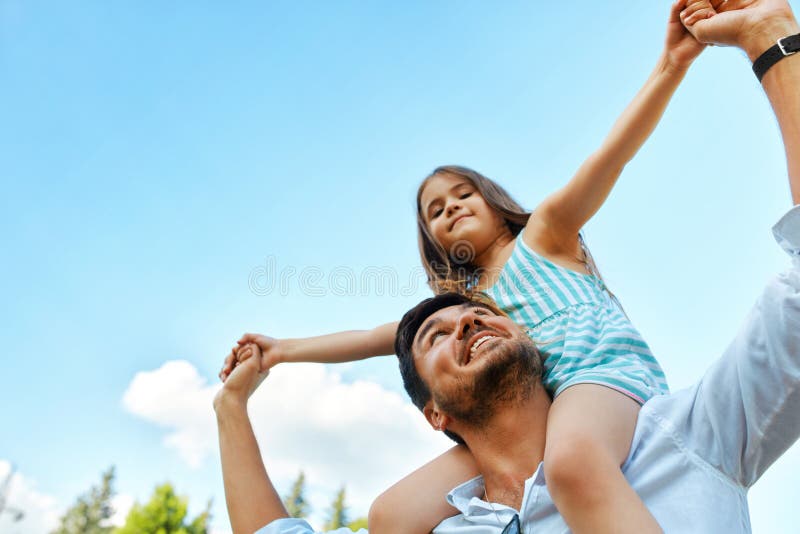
[431,330,446,343]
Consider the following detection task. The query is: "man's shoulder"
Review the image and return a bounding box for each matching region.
[630,386,700,451]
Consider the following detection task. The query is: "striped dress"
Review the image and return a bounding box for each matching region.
[483,236,668,404]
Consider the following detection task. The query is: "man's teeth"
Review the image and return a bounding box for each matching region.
[469,335,498,359]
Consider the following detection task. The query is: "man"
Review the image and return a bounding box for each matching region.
[215,0,800,531]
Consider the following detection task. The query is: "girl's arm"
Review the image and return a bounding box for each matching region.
[220,321,398,379]
[527,0,705,250]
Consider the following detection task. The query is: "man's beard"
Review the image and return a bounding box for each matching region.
[432,335,542,429]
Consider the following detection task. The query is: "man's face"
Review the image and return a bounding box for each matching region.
[412,303,542,428]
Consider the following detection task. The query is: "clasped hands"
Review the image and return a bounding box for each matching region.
[678,0,798,54]
[215,335,276,410]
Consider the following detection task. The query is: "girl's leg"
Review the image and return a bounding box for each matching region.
[544,384,661,534]
[368,444,478,534]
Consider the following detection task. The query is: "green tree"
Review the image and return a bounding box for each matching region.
[323,487,349,530]
[347,517,368,531]
[113,483,210,534]
[51,466,116,534]
[282,471,309,518]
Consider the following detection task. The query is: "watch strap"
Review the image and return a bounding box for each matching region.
[753,33,800,82]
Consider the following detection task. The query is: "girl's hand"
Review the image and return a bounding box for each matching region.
[214,343,269,409]
[666,0,711,70]
[219,333,286,382]
[237,333,285,372]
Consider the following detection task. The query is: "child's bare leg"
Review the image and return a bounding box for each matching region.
[369,445,478,534]
[544,384,661,534]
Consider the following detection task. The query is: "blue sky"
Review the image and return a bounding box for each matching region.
[2,1,800,532]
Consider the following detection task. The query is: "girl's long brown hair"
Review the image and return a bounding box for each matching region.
[416,165,532,294]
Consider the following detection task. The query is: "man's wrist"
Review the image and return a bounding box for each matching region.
[742,16,800,62]
[213,390,249,416]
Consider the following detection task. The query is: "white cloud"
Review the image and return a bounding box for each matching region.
[0,461,61,534]
[122,360,219,468]
[108,493,135,527]
[122,360,453,522]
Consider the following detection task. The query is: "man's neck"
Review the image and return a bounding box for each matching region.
[460,388,551,510]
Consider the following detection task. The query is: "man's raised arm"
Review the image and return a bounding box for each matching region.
[215,346,368,534]
[688,0,800,202]
[214,349,290,534]
[672,0,800,486]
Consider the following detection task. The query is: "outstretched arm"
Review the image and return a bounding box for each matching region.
[220,321,398,381]
[215,345,368,534]
[679,207,800,485]
[529,0,705,249]
[215,346,287,534]
[676,0,800,484]
[741,11,800,203]
[684,0,800,202]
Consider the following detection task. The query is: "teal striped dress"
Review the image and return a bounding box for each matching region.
[484,236,668,404]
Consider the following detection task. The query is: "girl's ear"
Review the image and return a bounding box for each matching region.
[423,402,451,432]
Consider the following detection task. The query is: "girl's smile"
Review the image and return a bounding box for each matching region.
[450,214,472,231]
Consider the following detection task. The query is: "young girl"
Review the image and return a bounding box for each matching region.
[222,2,706,532]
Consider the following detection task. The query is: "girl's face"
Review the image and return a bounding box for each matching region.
[419,173,505,257]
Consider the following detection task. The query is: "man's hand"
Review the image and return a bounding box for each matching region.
[214,343,268,412]
[214,343,289,534]
[682,0,798,57]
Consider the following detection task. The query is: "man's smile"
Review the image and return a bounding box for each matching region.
[462,332,502,365]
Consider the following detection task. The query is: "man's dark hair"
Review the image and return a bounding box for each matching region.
[395,292,505,444]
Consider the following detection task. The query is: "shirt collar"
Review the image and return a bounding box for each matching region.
[446,462,547,518]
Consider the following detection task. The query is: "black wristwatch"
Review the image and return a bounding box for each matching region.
[752,33,800,82]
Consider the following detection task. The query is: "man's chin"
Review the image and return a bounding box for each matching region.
[436,337,542,427]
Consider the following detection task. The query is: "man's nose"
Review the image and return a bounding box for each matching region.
[456,310,483,340]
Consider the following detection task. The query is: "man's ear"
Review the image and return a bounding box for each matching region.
[423,402,451,432]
